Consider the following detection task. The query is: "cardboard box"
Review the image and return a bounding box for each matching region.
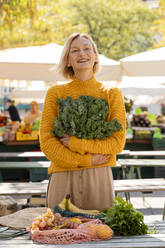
[0,196,17,216]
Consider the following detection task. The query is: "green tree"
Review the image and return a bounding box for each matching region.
[152,0,165,48]
[0,0,75,48]
[69,0,158,59]
[0,0,159,60]
[0,0,27,32]
[0,0,28,47]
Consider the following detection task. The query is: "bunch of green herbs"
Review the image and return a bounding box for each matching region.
[52,95,123,140]
[99,197,149,236]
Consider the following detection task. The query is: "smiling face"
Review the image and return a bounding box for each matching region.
[67,36,97,74]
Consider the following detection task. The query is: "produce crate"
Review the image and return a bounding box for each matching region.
[29,168,49,182]
[16,131,38,141]
[28,195,46,206]
[152,138,165,148]
[133,130,152,139]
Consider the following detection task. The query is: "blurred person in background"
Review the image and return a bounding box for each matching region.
[5,99,21,123]
[24,101,41,124]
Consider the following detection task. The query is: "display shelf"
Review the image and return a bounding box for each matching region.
[132,126,155,131]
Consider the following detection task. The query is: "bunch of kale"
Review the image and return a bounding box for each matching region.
[52,95,123,140]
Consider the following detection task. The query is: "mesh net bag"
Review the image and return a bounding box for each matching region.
[30,219,113,244]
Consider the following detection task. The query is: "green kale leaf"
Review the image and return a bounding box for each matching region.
[52,95,123,140]
[98,197,149,236]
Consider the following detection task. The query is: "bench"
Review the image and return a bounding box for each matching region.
[0,161,50,182]
[0,150,129,182]
[0,150,131,158]
[117,159,165,179]
[129,150,165,157]
[0,151,46,158]
[0,151,49,182]
[1,178,165,195]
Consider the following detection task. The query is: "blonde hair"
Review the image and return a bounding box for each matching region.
[57,33,100,80]
[30,101,39,112]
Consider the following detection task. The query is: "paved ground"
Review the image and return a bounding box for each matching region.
[117,191,165,222]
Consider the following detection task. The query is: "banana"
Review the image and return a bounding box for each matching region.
[58,197,67,210]
[65,194,100,215]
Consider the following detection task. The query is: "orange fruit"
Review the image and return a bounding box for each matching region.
[96,224,113,239]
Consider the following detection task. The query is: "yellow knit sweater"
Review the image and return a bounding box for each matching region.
[40,77,126,174]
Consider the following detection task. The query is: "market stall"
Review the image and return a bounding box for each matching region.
[0,42,122,148]
[0,43,122,82]
[120,47,165,77]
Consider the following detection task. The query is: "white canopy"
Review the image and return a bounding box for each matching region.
[0,43,122,82]
[120,47,165,77]
[119,76,165,105]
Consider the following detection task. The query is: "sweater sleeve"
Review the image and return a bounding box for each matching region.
[39,87,91,168]
[68,88,126,155]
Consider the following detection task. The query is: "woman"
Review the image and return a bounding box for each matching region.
[40,33,126,210]
[24,101,41,124]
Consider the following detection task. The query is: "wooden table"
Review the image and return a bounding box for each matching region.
[128,151,165,179]
[0,221,165,248]
[0,151,45,158]
[1,178,165,196]
[0,161,50,182]
[129,151,165,157]
[0,150,129,182]
[0,178,165,219]
[0,151,49,182]
[0,161,50,169]
[118,159,165,179]
[0,150,130,158]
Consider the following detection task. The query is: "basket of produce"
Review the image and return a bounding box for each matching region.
[131,112,151,128]
[27,196,150,245]
[0,196,151,244]
[16,122,39,141]
[134,130,152,139]
[28,207,113,245]
[16,131,38,141]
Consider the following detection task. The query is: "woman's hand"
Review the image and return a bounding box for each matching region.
[60,135,110,165]
[60,134,70,148]
[91,154,110,165]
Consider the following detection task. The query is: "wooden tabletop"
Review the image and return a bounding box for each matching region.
[129,151,165,157]
[0,161,50,169]
[0,150,130,158]
[2,150,164,159]
[114,178,165,193]
[0,221,165,248]
[0,151,45,158]
[118,159,165,167]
